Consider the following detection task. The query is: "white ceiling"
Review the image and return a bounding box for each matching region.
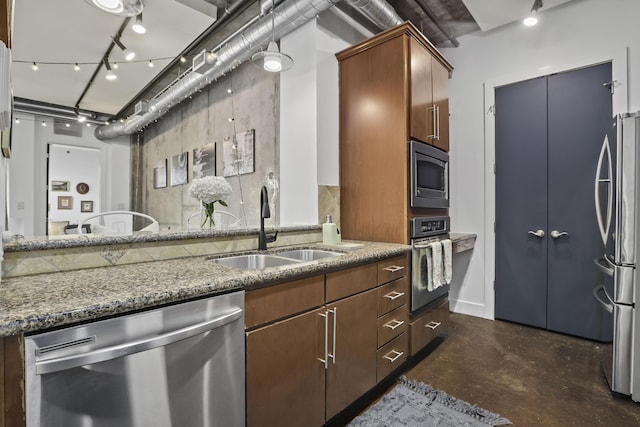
[10,0,574,118]
[11,0,216,115]
[461,0,573,31]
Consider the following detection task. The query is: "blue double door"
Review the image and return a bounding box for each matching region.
[495,63,613,341]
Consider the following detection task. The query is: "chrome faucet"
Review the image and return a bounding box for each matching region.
[258,186,278,250]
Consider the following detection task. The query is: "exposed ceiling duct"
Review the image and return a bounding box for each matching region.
[94,0,403,140]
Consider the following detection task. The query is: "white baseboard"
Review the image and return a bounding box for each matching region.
[449,298,493,320]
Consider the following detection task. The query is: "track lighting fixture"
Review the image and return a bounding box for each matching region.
[73,63,80,71]
[524,0,543,26]
[31,62,38,71]
[132,13,146,34]
[103,59,117,80]
[113,37,135,61]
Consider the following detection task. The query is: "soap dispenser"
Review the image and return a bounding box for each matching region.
[322,215,340,245]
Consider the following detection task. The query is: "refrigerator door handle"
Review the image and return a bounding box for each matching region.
[592,284,614,314]
[593,256,615,277]
[594,135,613,246]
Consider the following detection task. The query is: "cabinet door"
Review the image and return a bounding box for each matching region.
[325,289,378,420]
[431,58,449,152]
[246,308,326,427]
[409,36,433,143]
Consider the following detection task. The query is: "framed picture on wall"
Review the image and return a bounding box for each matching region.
[223,129,255,177]
[193,142,216,179]
[81,200,94,213]
[153,159,167,189]
[51,181,70,192]
[171,152,189,186]
[58,196,73,210]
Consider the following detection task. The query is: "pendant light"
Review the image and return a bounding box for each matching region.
[251,0,293,73]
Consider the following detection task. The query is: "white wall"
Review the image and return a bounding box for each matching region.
[440,0,640,319]
[280,12,370,223]
[8,112,130,237]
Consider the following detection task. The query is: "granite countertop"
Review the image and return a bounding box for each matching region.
[0,241,410,337]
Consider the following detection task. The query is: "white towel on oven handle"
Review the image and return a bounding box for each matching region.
[424,245,433,291]
[442,238,452,285]
[430,242,443,290]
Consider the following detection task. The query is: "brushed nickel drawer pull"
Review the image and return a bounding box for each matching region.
[425,321,441,330]
[384,319,405,330]
[383,350,404,363]
[383,265,405,273]
[318,311,329,370]
[384,291,405,300]
[328,308,337,364]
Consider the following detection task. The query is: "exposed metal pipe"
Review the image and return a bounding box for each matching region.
[95,0,402,140]
[412,0,459,47]
[344,0,402,29]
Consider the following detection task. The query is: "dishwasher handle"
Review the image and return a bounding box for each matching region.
[36,307,243,375]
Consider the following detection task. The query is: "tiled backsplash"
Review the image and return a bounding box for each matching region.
[318,185,340,227]
[2,230,323,278]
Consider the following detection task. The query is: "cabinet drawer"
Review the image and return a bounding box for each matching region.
[245,276,325,329]
[409,299,449,356]
[377,305,408,348]
[378,255,409,285]
[377,276,408,316]
[326,263,378,303]
[377,332,408,382]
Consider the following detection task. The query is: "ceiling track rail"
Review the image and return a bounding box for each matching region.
[74,18,131,113]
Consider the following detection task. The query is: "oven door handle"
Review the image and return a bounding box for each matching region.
[35,307,243,375]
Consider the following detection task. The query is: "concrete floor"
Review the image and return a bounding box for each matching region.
[404,313,640,426]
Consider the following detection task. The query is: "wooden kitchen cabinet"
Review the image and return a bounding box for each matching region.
[0,335,25,427]
[409,297,449,356]
[324,288,378,420]
[246,308,327,427]
[336,22,453,244]
[375,254,410,382]
[409,37,449,152]
[245,256,409,426]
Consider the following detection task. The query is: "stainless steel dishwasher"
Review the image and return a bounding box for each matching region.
[24,291,245,427]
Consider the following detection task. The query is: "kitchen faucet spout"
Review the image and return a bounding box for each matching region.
[259,186,277,250]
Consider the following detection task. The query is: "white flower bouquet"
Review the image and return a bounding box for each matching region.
[189,176,232,228]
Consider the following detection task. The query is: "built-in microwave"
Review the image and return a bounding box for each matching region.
[410,139,449,208]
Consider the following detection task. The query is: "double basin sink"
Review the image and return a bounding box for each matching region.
[209,249,344,270]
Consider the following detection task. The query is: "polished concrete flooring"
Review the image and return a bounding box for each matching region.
[404,313,640,426]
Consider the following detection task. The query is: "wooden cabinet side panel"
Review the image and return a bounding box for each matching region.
[246,309,326,427]
[431,58,450,152]
[325,289,378,420]
[1,336,24,427]
[338,35,409,244]
[326,263,378,303]
[245,276,325,329]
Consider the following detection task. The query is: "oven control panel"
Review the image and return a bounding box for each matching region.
[411,216,450,239]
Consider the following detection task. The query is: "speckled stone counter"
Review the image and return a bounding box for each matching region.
[0,241,410,337]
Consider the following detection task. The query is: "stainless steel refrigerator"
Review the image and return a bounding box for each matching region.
[593,111,640,401]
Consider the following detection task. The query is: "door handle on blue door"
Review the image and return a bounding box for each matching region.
[528,229,545,238]
[551,230,569,239]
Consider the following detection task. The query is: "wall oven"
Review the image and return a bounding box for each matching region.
[411,216,450,313]
[410,140,449,209]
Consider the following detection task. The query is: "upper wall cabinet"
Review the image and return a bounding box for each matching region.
[409,37,451,151]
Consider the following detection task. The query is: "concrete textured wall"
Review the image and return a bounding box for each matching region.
[140,61,279,231]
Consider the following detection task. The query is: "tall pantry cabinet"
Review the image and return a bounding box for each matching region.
[336,22,453,244]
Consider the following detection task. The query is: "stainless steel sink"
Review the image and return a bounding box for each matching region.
[275,249,344,261]
[210,254,301,270]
